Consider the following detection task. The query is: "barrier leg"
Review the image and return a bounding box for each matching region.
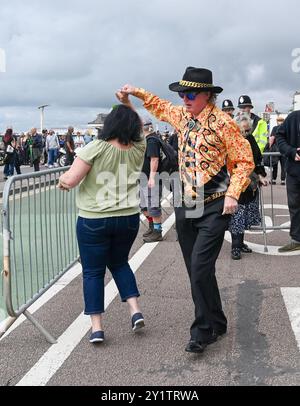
[0,317,17,340]
[24,310,57,344]
[270,160,275,224]
[259,188,268,253]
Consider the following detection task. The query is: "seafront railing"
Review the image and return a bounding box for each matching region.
[1,168,79,343]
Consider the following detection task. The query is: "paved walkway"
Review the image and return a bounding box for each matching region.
[0,184,299,386]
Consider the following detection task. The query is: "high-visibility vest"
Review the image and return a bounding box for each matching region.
[252,119,268,153]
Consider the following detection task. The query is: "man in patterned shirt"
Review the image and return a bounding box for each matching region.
[120,67,254,354]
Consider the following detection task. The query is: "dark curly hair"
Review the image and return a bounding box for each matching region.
[99,105,143,146]
[4,128,13,137]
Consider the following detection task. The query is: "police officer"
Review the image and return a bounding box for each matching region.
[222,99,235,118]
[238,95,268,153]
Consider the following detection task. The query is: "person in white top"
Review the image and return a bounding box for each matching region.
[74,132,85,149]
[46,130,60,168]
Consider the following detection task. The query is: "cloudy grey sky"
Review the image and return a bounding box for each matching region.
[0,0,299,132]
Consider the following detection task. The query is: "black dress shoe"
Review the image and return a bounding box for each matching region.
[185,340,207,354]
[231,248,241,260]
[209,330,227,344]
[241,244,252,253]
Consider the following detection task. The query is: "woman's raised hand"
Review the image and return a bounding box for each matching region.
[115,91,129,104]
[120,84,136,95]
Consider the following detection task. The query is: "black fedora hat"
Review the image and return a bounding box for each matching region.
[222,99,234,110]
[169,67,223,94]
[238,95,253,109]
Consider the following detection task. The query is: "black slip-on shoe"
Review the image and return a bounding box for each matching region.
[132,312,145,332]
[89,331,104,344]
[241,244,252,253]
[208,330,227,345]
[185,340,207,354]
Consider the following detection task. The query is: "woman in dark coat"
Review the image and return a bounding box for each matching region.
[3,128,15,179]
[229,113,268,260]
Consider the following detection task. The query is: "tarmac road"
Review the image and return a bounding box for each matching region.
[0,182,299,387]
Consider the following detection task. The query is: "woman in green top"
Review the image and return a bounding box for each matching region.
[59,105,146,344]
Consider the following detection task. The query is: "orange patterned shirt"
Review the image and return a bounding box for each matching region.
[134,88,255,201]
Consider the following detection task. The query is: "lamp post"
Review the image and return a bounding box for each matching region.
[38,105,50,133]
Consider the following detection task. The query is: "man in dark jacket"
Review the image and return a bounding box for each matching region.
[65,126,75,166]
[31,128,43,172]
[276,111,300,252]
[268,117,287,185]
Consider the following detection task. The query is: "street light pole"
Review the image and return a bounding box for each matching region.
[38,104,50,133]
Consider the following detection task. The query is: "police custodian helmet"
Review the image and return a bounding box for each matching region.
[222,99,235,111]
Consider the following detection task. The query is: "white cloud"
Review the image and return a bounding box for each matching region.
[0,48,6,73]
[0,0,299,131]
[246,64,266,84]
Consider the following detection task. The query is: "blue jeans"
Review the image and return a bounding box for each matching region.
[47,148,58,166]
[77,214,140,315]
[4,152,16,177]
[4,162,14,177]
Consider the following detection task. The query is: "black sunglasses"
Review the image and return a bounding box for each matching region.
[178,91,199,101]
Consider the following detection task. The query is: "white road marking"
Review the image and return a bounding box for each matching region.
[0,264,82,340]
[281,288,300,352]
[16,213,176,386]
[225,232,300,256]
[224,203,299,255]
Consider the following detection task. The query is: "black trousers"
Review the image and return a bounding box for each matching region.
[231,233,245,249]
[14,153,21,175]
[175,198,230,343]
[272,156,287,181]
[33,158,40,172]
[65,152,74,166]
[287,174,300,242]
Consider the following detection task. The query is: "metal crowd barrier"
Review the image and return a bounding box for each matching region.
[1,168,79,343]
[253,152,290,252]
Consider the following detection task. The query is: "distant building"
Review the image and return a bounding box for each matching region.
[88,113,108,132]
[293,91,300,111]
[51,127,90,136]
[268,113,289,134]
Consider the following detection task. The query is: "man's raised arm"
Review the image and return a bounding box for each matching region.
[120,84,184,130]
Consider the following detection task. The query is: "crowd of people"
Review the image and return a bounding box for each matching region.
[1,127,95,178]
